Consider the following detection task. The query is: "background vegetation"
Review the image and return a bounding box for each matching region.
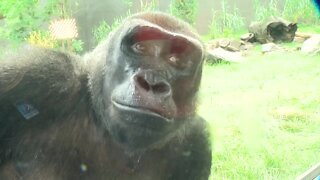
[208,0,245,39]
[0,0,84,53]
[0,0,58,43]
[169,0,198,25]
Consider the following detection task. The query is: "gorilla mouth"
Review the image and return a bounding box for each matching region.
[112,101,173,122]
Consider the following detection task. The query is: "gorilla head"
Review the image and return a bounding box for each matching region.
[87,12,205,151]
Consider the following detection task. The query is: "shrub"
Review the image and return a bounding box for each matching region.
[208,0,245,39]
[27,30,58,48]
[92,17,123,45]
[169,0,198,25]
[0,0,60,43]
[71,39,84,54]
[282,0,320,23]
[253,0,280,21]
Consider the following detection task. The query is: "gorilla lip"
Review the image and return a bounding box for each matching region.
[112,101,173,122]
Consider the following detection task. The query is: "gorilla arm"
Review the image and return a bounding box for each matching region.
[0,47,85,99]
[168,116,212,180]
[0,47,86,139]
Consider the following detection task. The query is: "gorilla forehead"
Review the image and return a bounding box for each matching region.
[114,13,204,55]
[129,12,200,39]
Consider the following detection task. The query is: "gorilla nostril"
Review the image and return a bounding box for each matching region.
[134,73,171,95]
[136,76,151,91]
[152,82,170,94]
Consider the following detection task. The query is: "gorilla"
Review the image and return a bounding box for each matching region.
[0,12,212,180]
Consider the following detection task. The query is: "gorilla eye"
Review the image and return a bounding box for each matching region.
[132,42,146,54]
[168,54,190,69]
[169,55,179,64]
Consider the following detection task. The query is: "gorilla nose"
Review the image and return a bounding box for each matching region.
[133,71,172,98]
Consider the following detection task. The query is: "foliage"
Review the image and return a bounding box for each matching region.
[282,0,320,23]
[92,0,159,47]
[71,39,84,53]
[92,17,124,45]
[0,0,60,43]
[93,0,153,47]
[298,24,320,33]
[26,30,84,53]
[0,0,84,54]
[253,0,319,24]
[27,31,58,48]
[169,0,198,25]
[208,0,245,39]
[253,0,280,21]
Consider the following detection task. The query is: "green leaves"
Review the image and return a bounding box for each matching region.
[0,0,59,43]
[92,17,123,45]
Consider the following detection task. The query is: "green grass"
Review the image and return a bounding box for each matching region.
[298,24,320,34]
[198,52,320,179]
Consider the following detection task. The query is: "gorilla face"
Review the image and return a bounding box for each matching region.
[99,22,204,151]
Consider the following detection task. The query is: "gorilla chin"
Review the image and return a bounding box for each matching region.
[110,100,178,150]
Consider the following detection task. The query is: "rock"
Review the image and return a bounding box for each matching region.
[205,39,252,63]
[206,38,243,52]
[206,40,219,50]
[240,33,255,42]
[301,35,320,54]
[226,40,242,52]
[261,43,285,53]
[207,47,245,63]
[206,52,223,64]
[240,42,254,51]
[218,39,230,48]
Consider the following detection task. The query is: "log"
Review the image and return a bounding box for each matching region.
[295,32,314,39]
[296,162,320,180]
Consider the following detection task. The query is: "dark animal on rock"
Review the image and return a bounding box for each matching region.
[0,12,212,180]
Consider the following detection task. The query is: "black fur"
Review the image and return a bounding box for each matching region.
[0,12,211,180]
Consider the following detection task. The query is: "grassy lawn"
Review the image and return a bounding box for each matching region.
[198,52,320,179]
[298,24,320,34]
